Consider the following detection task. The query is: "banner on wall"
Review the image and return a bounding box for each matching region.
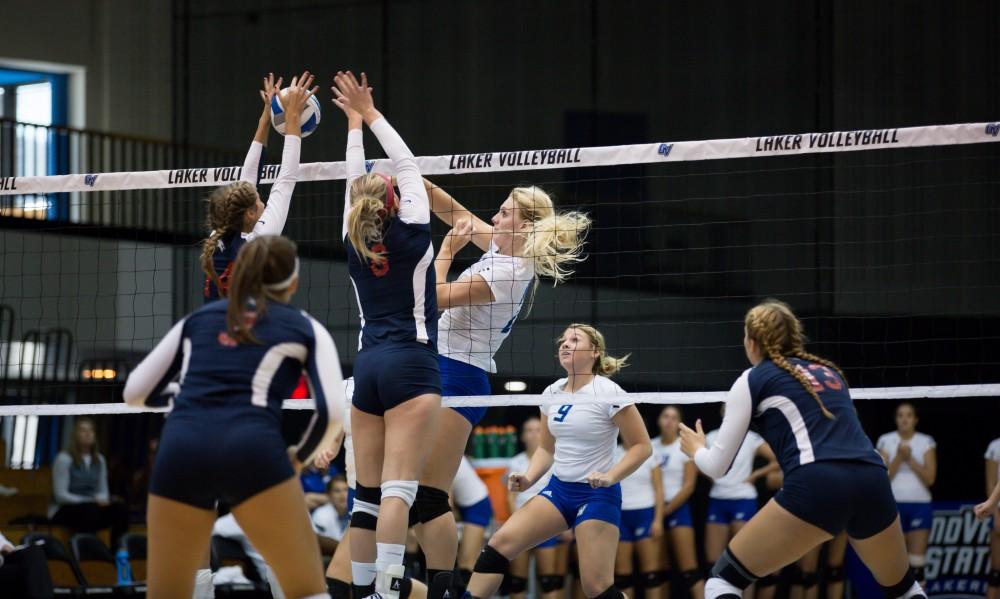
[850,501,994,599]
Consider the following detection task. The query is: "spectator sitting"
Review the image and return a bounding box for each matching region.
[311,475,351,555]
[0,529,55,599]
[49,417,129,548]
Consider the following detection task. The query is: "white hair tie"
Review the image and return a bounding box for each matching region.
[264,258,299,291]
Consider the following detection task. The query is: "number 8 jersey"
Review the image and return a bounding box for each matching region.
[541,375,632,483]
[740,358,884,474]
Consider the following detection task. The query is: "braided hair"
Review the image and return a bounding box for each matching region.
[200,181,260,296]
[744,299,844,420]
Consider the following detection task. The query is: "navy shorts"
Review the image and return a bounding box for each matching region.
[348,486,355,515]
[440,355,491,426]
[619,507,656,542]
[538,476,622,529]
[706,498,758,525]
[458,496,494,527]
[353,342,441,416]
[774,460,898,539]
[664,503,693,529]
[897,502,933,532]
[150,410,294,510]
[535,535,561,549]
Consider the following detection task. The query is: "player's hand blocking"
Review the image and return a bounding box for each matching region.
[332,71,380,124]
[441,218,475,256]
[679,418,706,459]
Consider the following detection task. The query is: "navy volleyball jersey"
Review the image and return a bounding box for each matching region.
[695,358,883,479]
[122,299,345,465]
[342,117,437,351]
[204,136,301,301]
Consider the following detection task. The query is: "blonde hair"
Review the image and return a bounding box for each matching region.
[346,174,390,265]
[511,186,591,284]
[560,323,630,377]
[226,235,299,345]
[744,299,845,420]
[201,181,259,296]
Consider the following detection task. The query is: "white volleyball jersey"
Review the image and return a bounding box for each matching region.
[343,378,355,488]
[437,245,533,373]
[876,431,936,502]
[452,456,490,508]
[652,435,689,501]
[616,444,659,510]
[541,376,631,483]
[705,429,764,500]
[507,451,552,510]
[985,438,1000,479]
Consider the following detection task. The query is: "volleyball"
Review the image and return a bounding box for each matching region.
[271,88,321,137]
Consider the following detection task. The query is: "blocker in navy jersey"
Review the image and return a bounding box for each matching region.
[123,299,345,509]
[694,358,895,538]
[342,117,440,414]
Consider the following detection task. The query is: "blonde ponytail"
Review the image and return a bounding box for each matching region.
[226,235,299,345]
[347,174,391,264]
[510,186,591,284]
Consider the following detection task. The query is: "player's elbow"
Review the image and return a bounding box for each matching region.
[122,382,147,408]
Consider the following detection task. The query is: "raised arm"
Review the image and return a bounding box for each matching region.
[424,178,494,251]
[291,316,347,467]
[252,71,317,238]
[123,318,187,407]
[333,71,429,225]
[240,73,282,184]
[681,370,752,478]
[435,218,495,309]
[332,76,366,240]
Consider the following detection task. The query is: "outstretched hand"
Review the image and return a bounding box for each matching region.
[679,419,706,459]
[332,71,379,123]
[441,218,475,255]
[259,72,283,108]
[280,70,319,119]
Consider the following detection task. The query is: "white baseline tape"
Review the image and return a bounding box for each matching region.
[2,121,998,195]
[0,384,996,416]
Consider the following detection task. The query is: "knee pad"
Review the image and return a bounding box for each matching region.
[757,574,779,588]
[508,576,528,594]
[539,575,566,593]
[681,569,703,588]
[592,585,625,599]
[641,570,669,588]
[911,567,925,582]
[473,545,510,576]
[457,568,472,586]
[352,483,381,530]
[800,571,818,589]
[416,485,452,524]
[399,577,413,599]
[381,480,419,507]
[326,577,351,599]
[827,567,845,582]
[988,569,1000,587]
[710,548,757,590]
[614,572,635,589]
[881,569,919,599]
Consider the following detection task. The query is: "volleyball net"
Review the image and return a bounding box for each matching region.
[1,120,999,424]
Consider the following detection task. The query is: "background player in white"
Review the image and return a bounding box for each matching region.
[464,324,651,599]
[703,409,779,597]
[652,406,704,599]
[978,437,1000,599]
[877,403,937,582]
[411,178,590,597]
[507,416,568,599]
[613,440,664,599]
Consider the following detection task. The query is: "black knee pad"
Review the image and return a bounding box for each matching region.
[508,576,528,594]
[786,564,804,585]
[989,569,1000,587]
[416,485,452,524]
[473,545,510,576]
[800,571,818,589]
[326,577,351,599]
[428,570,452,599]
[826,567,845,583]
[641,570,669,588]
[757,574,779,588]
[882,569,917,599]
[592,585,625,599]
[710,548,757,590]
[681,569,702,588]
[614,572,635,589]
[353,582,375,599]
[456,568,472,593]
[539,575,566,593]
[911,566,925,582]
[351,483,381,531]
